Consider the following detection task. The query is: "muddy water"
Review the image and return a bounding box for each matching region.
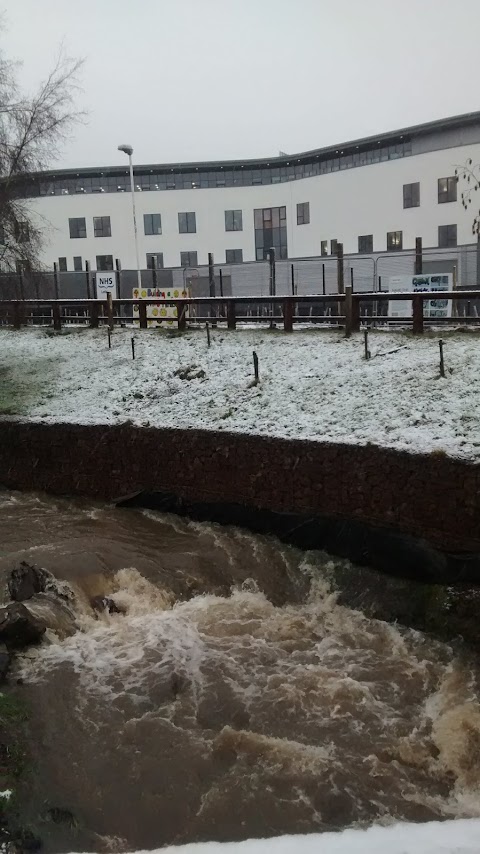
[0,492,479,853]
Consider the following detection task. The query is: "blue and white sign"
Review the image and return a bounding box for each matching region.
[96,272,117,297]
[388,274,453,319]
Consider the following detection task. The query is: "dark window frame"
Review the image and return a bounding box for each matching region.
[403,182,420,209]
[320,240,328,257]
[225,210,243,232]
[225,248,243,264]
[93,216,111,238]
[143,213,162,236]
[69,217,87,239]
[296,202,310,225]
[387,230,403,251]
[180,250,198,267]
[438,224,457,248]
[178,212,196,234]
[58,257,67,272]
[73,256,83,272]
[438,176,457,204]
[358,234,373,254]
[96,254,114,271]
[146,252,164,269]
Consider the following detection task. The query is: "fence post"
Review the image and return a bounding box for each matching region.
[52,302,61,331]
[177,300,187,331]
[115,258,122,298]
[350,266,354,292]
[12,302,22,330]
[415,237,423,275]
[208,252,216,324]
[106,293,114,331]
[412,294,424,334]
[352,295,361,332]
[227,299,236,330]
[345,284,353,337]
[90,302,99,329]
[336,243,344,294]
[219,268,224,298]
[322,263,326,295]
[53,262,60,300]
[283,297,294,332]
[291,264,295,296]
[85,261,91,299]
[139,301,147,329]
[269,247,276,296]
[18,270,25,301]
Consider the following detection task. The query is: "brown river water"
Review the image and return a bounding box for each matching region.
[0,491,479,852]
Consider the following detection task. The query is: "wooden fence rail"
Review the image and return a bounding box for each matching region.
[1,289,480,334]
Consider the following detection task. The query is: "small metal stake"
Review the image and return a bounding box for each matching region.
[206,322,211,348]
[253,350,259,384]
[131,336,135,360]
[108,328,112,349]
[439,339,445,378]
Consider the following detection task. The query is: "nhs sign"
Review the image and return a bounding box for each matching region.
[96,272,117,297]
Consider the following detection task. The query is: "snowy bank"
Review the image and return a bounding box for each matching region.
[2,326,480,460]
[71,819,480,853]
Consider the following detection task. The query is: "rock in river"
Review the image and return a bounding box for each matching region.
[0,603,46,649]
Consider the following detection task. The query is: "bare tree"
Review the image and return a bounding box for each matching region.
[0,45,83,273]
[455,159,480,237]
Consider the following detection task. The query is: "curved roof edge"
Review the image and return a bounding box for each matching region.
[26,110,480,179]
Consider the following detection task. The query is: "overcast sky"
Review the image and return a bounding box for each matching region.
[2,0,479,169]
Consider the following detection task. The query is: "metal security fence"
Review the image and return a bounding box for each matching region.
[1,242,478,304]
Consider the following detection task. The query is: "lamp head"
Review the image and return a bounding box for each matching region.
[118,144,133,156]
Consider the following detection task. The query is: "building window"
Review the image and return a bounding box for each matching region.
[438,224,457,248]
[73,256,83,272]
[178,212,196,234]
[438,177,457,204]
[387,231,403,251]
[96,255,114,271]
[296,202,310,225]
[14,221,29,243]
[225,210,243,232]
[144,213,162,235]
[254,207,287,261]
[69,217,86,239]
[358,234,373,254]
[146,252,164,269]
[93,216,111,238]
[320,240,328,256]
[180,251,198,267]
[225,248,243,264]
[58,257,67,272]
[403,182,420,208]
[330,239,338,255]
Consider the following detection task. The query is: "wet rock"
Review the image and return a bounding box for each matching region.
[8,562,48,602]
[0,603,46,650]
[0,643,10,682]
[174,364,206,381]
[91,596,125,616]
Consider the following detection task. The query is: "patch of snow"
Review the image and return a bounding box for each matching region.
[0,789,12,799]
[69,818,480,853]
[2,326,480,459]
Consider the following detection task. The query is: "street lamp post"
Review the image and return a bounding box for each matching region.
[118,144,142,290]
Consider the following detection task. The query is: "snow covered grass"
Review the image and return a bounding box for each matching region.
[1,325,480,459]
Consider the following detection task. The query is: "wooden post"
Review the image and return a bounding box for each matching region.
[108,328,112,349]
[53,262,60,300]
[253,351,259,384]
[115,258,122,298]
[12,303,21,330]
[345,284,353,337]
[131,337,135,360]
[322,263,326,295]
[106,292,114,331]
[139,301,147,329]
[283,298,294,332]
[415,237,423,275]
[227,300,236,330]
[291,264,295,296]
[412,294,424,334]
[336,243,344,294]
[439,339,445,378]
[352,295,361,332]
[90,302,99,329]
[52,302,61,331]
[177,300,187,331]
[364,328,371,360]
[85,261,91,299]
[206,322,211,347]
